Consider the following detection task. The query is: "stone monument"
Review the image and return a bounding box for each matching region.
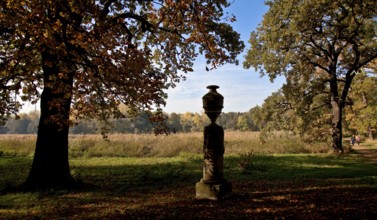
[195,85,232,200]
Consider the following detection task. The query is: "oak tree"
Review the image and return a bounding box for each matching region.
[0,0,244,188]
[244,0,377,152]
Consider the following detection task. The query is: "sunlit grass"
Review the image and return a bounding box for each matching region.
[0,131,332,158]
[0,135,36,157]
[363,139,377,150]
[1,148,377,219]
[1,134,377,218]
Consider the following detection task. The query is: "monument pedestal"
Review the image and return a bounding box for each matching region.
[195,123,232,200]
[196,85,231,200]
[195,179,232,200]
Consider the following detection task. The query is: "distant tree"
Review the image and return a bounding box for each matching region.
[70,119,97,134]
[1,0,244,188]
[167,113,182,133]
[200,111,211,127]
[192,113,207,132]
[244,0,377,152]
[4,113,38,134]
[26,111,39,134]
[249,91,291,141]
[0,125,8,134]
[219,112,239,130]
[236,115,249,131]
[6,115,30,134]
[180,112,194,132]
[113,118,137,133]
[0,111,39,134]
[134,112,155,133]
[249,106,262,130]
[247,107,260,131]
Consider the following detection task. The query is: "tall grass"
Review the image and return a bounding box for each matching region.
[68,133,203,157]
[0,135,36,157]
[224,131,330,155]
[0,131,331,158]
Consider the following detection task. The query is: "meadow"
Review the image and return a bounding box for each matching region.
[0,131,331,158]
[1,132,377,219]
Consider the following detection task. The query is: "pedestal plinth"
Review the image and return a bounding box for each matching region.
[195,179,232,200]
[195,123,232,200]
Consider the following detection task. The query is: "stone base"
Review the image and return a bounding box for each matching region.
[195,180,232,200]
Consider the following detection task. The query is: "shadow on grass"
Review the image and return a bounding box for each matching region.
[114,180,377,219]
[69,156,204,193]
[1,153,377,219]
[226,154,377,181]
[2,154,376,193]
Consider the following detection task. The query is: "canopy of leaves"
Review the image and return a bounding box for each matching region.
[245,0,377,78]
[244,0,377,106]
[244,0,377,146]
[0,0,244,124]
[345,70,377,136]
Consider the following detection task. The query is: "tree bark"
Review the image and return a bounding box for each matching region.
[25,50,76,189]
[329,70,344,153]
[331,99,343,153]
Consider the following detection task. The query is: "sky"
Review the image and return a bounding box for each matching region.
[162,0,285,113]
[22,0,285,114]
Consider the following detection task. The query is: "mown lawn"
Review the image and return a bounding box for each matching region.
[1,148,377,219]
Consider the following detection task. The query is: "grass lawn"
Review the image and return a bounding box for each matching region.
[0,135,377,219]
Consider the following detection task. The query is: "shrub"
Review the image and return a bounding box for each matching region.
[238,151,255,174]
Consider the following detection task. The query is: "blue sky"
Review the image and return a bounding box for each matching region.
[163,0,284,113]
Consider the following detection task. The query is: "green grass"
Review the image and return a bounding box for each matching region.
[0,157,33,190]
[4,152,376,193]
[1,134,377,218]
[229,153,377,181]
[0,152,376,218]
[69,154,202,191]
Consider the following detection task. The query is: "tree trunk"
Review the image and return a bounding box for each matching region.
[331,99,343,153]
[25,50,76,189]
[368,124,374,140]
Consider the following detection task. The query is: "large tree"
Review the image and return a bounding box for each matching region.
[244,0,377,152]
[0,0,244,188]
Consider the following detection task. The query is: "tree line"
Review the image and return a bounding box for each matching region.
[2,65,376,139]
[0,110,259,134]
[4,65,376,141]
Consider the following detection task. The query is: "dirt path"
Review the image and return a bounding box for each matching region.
[352,143,377,163]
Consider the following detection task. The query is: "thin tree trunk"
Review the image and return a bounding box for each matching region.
[331,99,343,153]
[25,51,76,189]
[368,124,374,140]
